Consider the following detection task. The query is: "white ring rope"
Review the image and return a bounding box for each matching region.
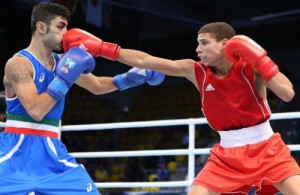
[70,148,212,158]
[61,118,209,131]
[61,112,300,131]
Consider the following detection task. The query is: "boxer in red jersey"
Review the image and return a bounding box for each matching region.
[62,22,300,194]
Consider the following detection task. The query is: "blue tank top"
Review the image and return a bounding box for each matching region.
[6,49,65,120]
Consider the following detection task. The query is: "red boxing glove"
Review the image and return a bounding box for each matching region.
[63,28,121,61]
[224,35,279,81]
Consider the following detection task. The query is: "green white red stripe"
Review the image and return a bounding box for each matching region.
[4,114,60,138]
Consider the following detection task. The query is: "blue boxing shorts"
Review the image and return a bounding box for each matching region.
[0,132,100,195]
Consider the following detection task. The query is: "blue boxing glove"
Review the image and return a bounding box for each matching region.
[47,47,95,100]
[113,67,165,91]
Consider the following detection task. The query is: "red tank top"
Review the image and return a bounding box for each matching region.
[194,61,271,131]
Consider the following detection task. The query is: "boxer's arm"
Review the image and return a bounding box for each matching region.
[75,68,165,93]
[117,49,195,78]
[224,35,294,102]
[4,56,56,121]
[63,28,197,84]
[265,72,295,102]
[63,29,195,78]
[75,74,118,95]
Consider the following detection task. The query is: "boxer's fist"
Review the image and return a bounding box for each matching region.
[113,68,165,91]
[47,47,95,100]
[146,70,165,86]
[224,35,267,65]
[224,35,279,81]
[63,28,120,61]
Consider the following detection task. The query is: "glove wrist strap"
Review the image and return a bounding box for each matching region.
[46,77,70,100]
[100,42,121,61]
[255,57,279,81]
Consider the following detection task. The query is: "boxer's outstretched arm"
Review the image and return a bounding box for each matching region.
[76,67,165,94]
[74,74,117,95]
[62,28,195,79]
[117,49,195,79]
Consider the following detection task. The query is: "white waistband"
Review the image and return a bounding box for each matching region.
[218,120,274,148]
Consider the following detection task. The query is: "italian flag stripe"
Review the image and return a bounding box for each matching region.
[5,120,59,133]
[5,127,58,138]
[7,114,59,126]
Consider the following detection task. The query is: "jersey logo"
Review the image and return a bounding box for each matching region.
[205,83,215,91]
[39,73,45,83]
[87,183,92,192]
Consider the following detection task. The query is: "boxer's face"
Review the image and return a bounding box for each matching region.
[196,33,227,67]
[43,16,68,51]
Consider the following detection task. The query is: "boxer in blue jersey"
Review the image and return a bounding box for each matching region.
[1,2,164,195]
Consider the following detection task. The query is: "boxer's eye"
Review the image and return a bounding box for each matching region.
[200,40,208,46]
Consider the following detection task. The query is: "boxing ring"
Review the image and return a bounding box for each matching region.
[58,111,300,190]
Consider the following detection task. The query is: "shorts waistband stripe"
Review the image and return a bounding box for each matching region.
[5,120,59,133]
[4,127,58,138]
[7,114,59,127]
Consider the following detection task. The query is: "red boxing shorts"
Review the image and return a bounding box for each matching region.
[192,133,300,194]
